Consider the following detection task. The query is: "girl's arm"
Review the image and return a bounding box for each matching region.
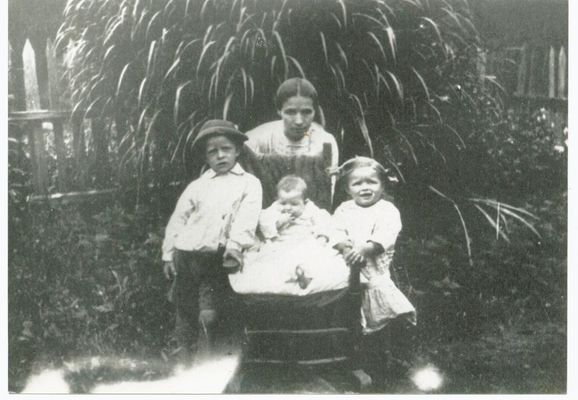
[161,182,197,262]
[331,204,364,264]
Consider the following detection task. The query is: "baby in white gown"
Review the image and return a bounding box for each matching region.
[229,175,349,295]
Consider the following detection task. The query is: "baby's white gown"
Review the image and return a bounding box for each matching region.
[229,201,350,295]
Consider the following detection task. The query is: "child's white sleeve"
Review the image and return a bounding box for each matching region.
[369,203,402,251]
[311,206,334,241]
[161,182,197,262]
[331,205,350,246]
[226,177,263,252]
[258,203,281,240]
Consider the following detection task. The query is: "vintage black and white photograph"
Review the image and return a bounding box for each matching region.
[5,0,569,395]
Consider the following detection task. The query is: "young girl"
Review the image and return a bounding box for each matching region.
[333,157,416,334]
[229,175,350,295]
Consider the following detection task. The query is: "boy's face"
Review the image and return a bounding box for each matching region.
[205,135,240,175]
[277,189,306,217]
[346,167,384,207]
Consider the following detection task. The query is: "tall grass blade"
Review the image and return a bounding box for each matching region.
[350,94,374,157]
[429,185,473,266]
[288,56,306,78]
[223,93,234,120]
[319,31,329,66]
[473,204,510,243]
[391,126,418,165]
[469,198,539,220]
[411,67,430,101]
[336,0,347,28]
[420,17,443,44]
[137,77,148,110]
[335,42,349,69]
[385,70,404,102]
[367,32,387,64]
[273,30,288,79]
[491,207,541,238]
[164,57,181,81]
[196,40,216,78]
[385,27,397,63]
[116,62,132,98]
[174,80,192,127]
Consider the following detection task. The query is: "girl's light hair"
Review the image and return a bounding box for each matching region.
[335,156,389,184]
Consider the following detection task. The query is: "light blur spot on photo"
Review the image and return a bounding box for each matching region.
[92,356,239,394]
[21,355,240,394]
[21,369,70,394]
[411,364,444,392]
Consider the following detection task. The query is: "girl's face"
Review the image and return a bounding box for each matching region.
[346,167,384,207]
[277,189,306,217]
[278,96,315,141]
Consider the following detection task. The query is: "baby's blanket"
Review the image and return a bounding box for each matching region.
[228,239,350,296]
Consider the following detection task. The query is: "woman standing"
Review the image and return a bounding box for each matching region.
[245,78,339,168]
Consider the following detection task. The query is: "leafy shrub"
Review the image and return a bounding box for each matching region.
[54,0,550,272]
[394,170,566,343]
[387,96,567,343]
[8,203,174,390]
[56,0,488,193]
[464,105,567,198]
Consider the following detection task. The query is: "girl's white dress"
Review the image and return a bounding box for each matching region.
[333,199,416,334]
[229,200,350,295]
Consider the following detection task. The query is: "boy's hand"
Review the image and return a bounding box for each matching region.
[223,248,244,271]
[163,261,176,280]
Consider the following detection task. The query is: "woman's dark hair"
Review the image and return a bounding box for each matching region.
[275,78,319,110]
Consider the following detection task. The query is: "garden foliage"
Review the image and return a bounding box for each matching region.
[8,203,173,390]
[8,0,567,390]
[54,0,545,259]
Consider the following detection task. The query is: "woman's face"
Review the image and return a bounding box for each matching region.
[278,96,315,141]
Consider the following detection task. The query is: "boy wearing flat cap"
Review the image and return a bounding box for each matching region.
[162,119,262,363]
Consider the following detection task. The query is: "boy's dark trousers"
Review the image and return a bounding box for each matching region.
[173,248,230,360]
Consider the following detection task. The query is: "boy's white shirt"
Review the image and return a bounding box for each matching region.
[162,163,262,261]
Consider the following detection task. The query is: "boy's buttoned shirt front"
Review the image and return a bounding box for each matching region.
[162,164,263,261]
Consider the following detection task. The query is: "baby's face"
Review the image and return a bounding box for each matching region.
[346,167,384,207]
[277,189,306,217]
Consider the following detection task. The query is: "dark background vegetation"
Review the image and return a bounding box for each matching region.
[8,0,567,392]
